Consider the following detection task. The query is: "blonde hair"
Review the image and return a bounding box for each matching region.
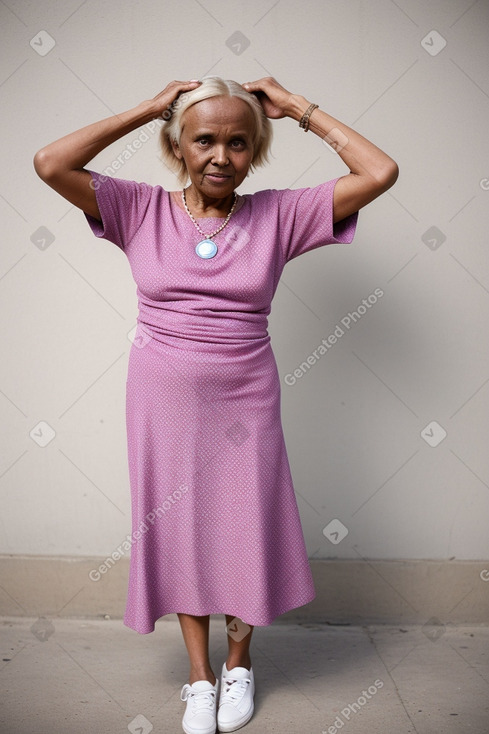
[159,75,273,186]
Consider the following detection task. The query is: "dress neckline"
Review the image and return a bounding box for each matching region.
[169,189,245,220]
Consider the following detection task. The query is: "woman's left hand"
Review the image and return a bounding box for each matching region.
[242,77,298,119]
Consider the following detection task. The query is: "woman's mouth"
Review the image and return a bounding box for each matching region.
[205,173,231,184]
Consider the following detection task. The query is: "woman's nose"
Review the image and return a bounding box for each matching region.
[211,145,229,166]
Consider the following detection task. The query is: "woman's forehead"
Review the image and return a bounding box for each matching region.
[182,96,254,130]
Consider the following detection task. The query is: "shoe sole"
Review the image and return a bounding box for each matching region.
[182,721,217,734]
[217,699,254,732]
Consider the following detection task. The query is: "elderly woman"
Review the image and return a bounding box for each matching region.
[34,75,398,734]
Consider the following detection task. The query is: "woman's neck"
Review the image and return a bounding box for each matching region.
[183,185,236,218]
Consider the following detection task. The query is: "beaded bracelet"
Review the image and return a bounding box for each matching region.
[299,103,319,132]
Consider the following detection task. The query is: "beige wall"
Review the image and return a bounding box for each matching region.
[1,0,488,582]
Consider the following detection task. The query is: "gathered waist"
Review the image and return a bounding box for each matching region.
[135,302,271,354]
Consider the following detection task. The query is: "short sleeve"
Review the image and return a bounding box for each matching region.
[278,177,358,262]
[83,169,154,250]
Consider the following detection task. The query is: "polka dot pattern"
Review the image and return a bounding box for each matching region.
[84,170,358,633]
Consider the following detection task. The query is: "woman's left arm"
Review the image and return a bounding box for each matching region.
[242,77,399,223]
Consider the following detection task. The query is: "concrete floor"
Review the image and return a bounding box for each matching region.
[0,616,488,733]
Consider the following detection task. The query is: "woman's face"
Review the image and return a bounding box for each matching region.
[172,95,255,198]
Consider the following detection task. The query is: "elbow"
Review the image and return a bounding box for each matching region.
[378,160,399,192]
[33,148,55,181]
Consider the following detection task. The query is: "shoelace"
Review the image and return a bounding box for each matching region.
[220,677,251,704]
[180,684,216,713]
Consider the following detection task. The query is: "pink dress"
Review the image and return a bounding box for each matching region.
[84,170,358,633]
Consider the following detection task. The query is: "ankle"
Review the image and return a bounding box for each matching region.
[226,655,252,671]
[189,668,216,686]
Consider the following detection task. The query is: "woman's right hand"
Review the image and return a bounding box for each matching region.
[146,79,202,120]
[33,80,202,221]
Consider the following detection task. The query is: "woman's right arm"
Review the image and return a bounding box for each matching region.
[33,80,201,221]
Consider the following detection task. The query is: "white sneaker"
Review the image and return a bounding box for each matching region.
[180,678,218,734]
[217,663,255,732]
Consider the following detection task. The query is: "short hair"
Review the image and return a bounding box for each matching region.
[159,75,273,186]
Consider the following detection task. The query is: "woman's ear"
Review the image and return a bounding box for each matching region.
[171,138,183,160]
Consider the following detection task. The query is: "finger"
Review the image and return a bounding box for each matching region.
[171,79,201,84]
[155,80,200,97]
[168,79,202,101]
[244,76,276,86]
[169,79,201,90]
[242,80,262,91]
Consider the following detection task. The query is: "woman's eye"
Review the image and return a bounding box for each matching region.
[195,138,245,148]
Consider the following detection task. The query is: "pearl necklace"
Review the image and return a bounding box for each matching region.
[182,186,238,259]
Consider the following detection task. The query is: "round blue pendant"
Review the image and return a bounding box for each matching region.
[195,239,218,259]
